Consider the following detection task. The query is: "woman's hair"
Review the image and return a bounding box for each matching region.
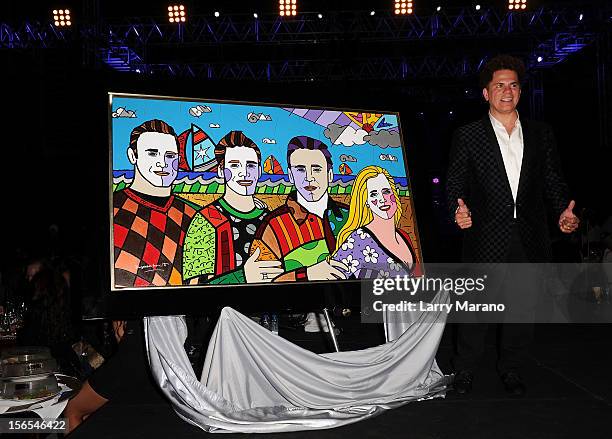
[333,166,402,256]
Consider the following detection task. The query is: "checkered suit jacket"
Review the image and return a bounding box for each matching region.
[446,115,569,263]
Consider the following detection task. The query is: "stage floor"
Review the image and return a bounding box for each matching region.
[70,321,612,438]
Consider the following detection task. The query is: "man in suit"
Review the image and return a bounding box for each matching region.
[446,55,579,395]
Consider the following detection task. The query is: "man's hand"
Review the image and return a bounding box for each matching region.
[306,259,349,280]
[559,200,580,234]
[112,320,127,343]
[455,198,472,229]
[244,247,284,283]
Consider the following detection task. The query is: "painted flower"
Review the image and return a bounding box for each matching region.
[341,236,355,251]
[387,256,401,272]
[341,254,360,274]
[377,270,391,279]
[362,245,379,263]
[356,228,370,240]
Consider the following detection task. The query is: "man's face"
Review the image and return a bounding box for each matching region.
[366,174,397,220]
[288,149,333,202]
[219,146,261,196]
[483,69,521,116]
[128,132,179,187]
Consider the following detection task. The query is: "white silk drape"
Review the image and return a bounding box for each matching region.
[144,301,449,433]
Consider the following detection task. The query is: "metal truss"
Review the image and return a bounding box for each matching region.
[0,22,68,48]
[132,55,489,82]
[106,7,593,45]
[1,6,601,47]
[0,5,608,82]
[531,32,597,68]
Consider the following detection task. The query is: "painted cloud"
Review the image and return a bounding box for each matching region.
[340,154,357,162]
[323,123,367,147]
[112,107,137,118]
[364,129,401,148]
[189,105,212,117]
[247,112,272,123]
[379,153,398,162]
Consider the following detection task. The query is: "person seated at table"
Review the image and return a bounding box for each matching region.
[332,166,420,279]
[64,320,132,432]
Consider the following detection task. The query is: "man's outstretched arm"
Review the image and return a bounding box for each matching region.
[446,129,472,227]
[541,124,579,233]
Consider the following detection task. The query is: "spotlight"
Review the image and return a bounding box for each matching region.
[52,8,72,27]
[317,13,323,19]
[394,0,413,15]
[579,13,584,21]
[436,6,441,12]
[370,10,376,16]
[279,0,297,17]
[509,0,527,10]
[537,56,543,63]
[254,13,258,18]
[168,4,186,23]
[475,5,481,11]
[432,177,440,185]
[214,11,220,18]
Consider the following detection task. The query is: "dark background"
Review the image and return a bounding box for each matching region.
[1,0,610,317]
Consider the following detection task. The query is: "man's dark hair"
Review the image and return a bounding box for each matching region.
[214,131,261,168]
[128,119,178,158]
[479,55,526,90]
[287,136,333,169]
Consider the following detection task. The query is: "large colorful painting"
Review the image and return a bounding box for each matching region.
[110,93,421,290]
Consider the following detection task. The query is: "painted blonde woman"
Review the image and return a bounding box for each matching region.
[332,166,419,279]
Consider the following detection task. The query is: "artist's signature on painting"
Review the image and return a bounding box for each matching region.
[140,262,170,273]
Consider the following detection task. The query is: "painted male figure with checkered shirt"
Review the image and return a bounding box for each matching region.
[250,136,349,282]
[113,119,199,288]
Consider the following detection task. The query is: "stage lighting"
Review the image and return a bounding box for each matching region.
[52,8,72,27]
[254,13,258,18]
[537,56,543,63]
[214,11,220,17]
[508,0,527,11]
[579,13,584,21]
[279,0,297,17]
[318,13,323,19]
[436,6,441,12]
[168,4,186,23]
[370,10,376,16]
[394,0,414,15]
[475,5,481,11]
